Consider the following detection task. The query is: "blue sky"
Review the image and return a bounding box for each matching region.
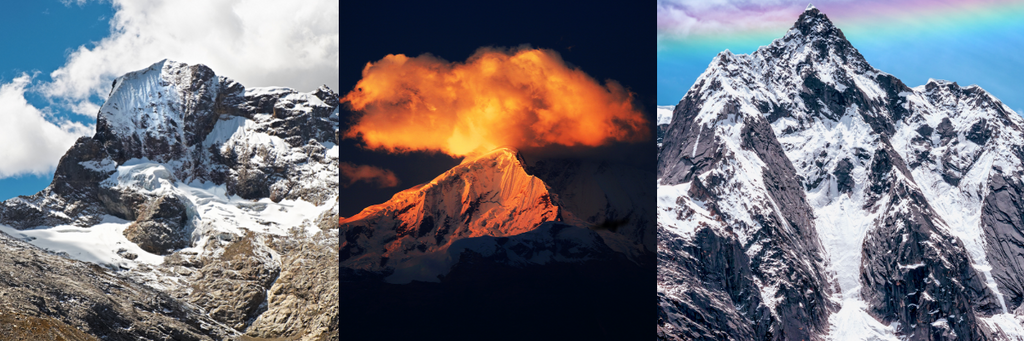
[657,0,1024,119]
[0,0,338,202]
[0,1,112,200]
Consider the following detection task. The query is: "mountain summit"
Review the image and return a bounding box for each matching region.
[658,7,1024,340]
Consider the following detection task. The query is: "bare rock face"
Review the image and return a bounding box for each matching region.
[246,230,339,341]
[123,194,190,255]
[982,171,1024,310]
[314,201,339,231]
[187,231,280,331]
[96,187,148,221]
[657,225,770,340]
[0,137,114,229]
[859,175,1000,339]
[0,233,231,340]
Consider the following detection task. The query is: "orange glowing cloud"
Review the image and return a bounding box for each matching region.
[342,47,649,157]
[340,162,400,188]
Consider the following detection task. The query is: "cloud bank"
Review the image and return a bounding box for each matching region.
[343,47,650,158]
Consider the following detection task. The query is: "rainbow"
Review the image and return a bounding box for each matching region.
[659,0,1024,51]
[657,0,1024,111]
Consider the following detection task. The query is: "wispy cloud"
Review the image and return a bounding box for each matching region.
[657,0,810,42]
[340,163,400,188]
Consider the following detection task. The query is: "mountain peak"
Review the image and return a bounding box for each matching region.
[96,60,227,165]
[340,145,561,276]
[749,4,871,76]
[792,5,844,40]
[460,146,524,166]
[805,3,816,11]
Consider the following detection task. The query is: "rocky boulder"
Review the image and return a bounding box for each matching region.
[123,194,190,255]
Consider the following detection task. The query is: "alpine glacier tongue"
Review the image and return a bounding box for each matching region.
[659,6,1022,340]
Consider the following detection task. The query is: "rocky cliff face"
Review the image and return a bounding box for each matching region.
[0,60,338,340]
[659,6,1024,340]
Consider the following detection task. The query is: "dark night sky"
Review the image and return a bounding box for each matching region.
[339,0,655,217]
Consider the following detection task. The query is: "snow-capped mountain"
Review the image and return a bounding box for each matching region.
[340,146,653,338]
[340,147,652,281]
[0,60,339,340]
[341,148,562,282]
[658,5,1024,340]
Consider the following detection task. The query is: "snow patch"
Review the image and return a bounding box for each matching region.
[657,105,675,125]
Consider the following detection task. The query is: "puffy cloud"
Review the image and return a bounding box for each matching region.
[0,0,338,180]
[340,163,400,188]
[0,74,92,177]
[343,47,650,158]
[43,0,339,117]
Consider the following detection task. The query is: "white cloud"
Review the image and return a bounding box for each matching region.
[0,0,338,179]
[0,75,92,178]
[43,0,339,115]
[656,0,846,43]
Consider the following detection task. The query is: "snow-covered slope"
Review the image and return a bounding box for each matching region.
[656,43,838,338]
[340,148,561,282]
[340,146,652,339]
[341,145,656,286]
[0,60,339,340]
[890,80,1024,314]
[658,6,1024,340]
